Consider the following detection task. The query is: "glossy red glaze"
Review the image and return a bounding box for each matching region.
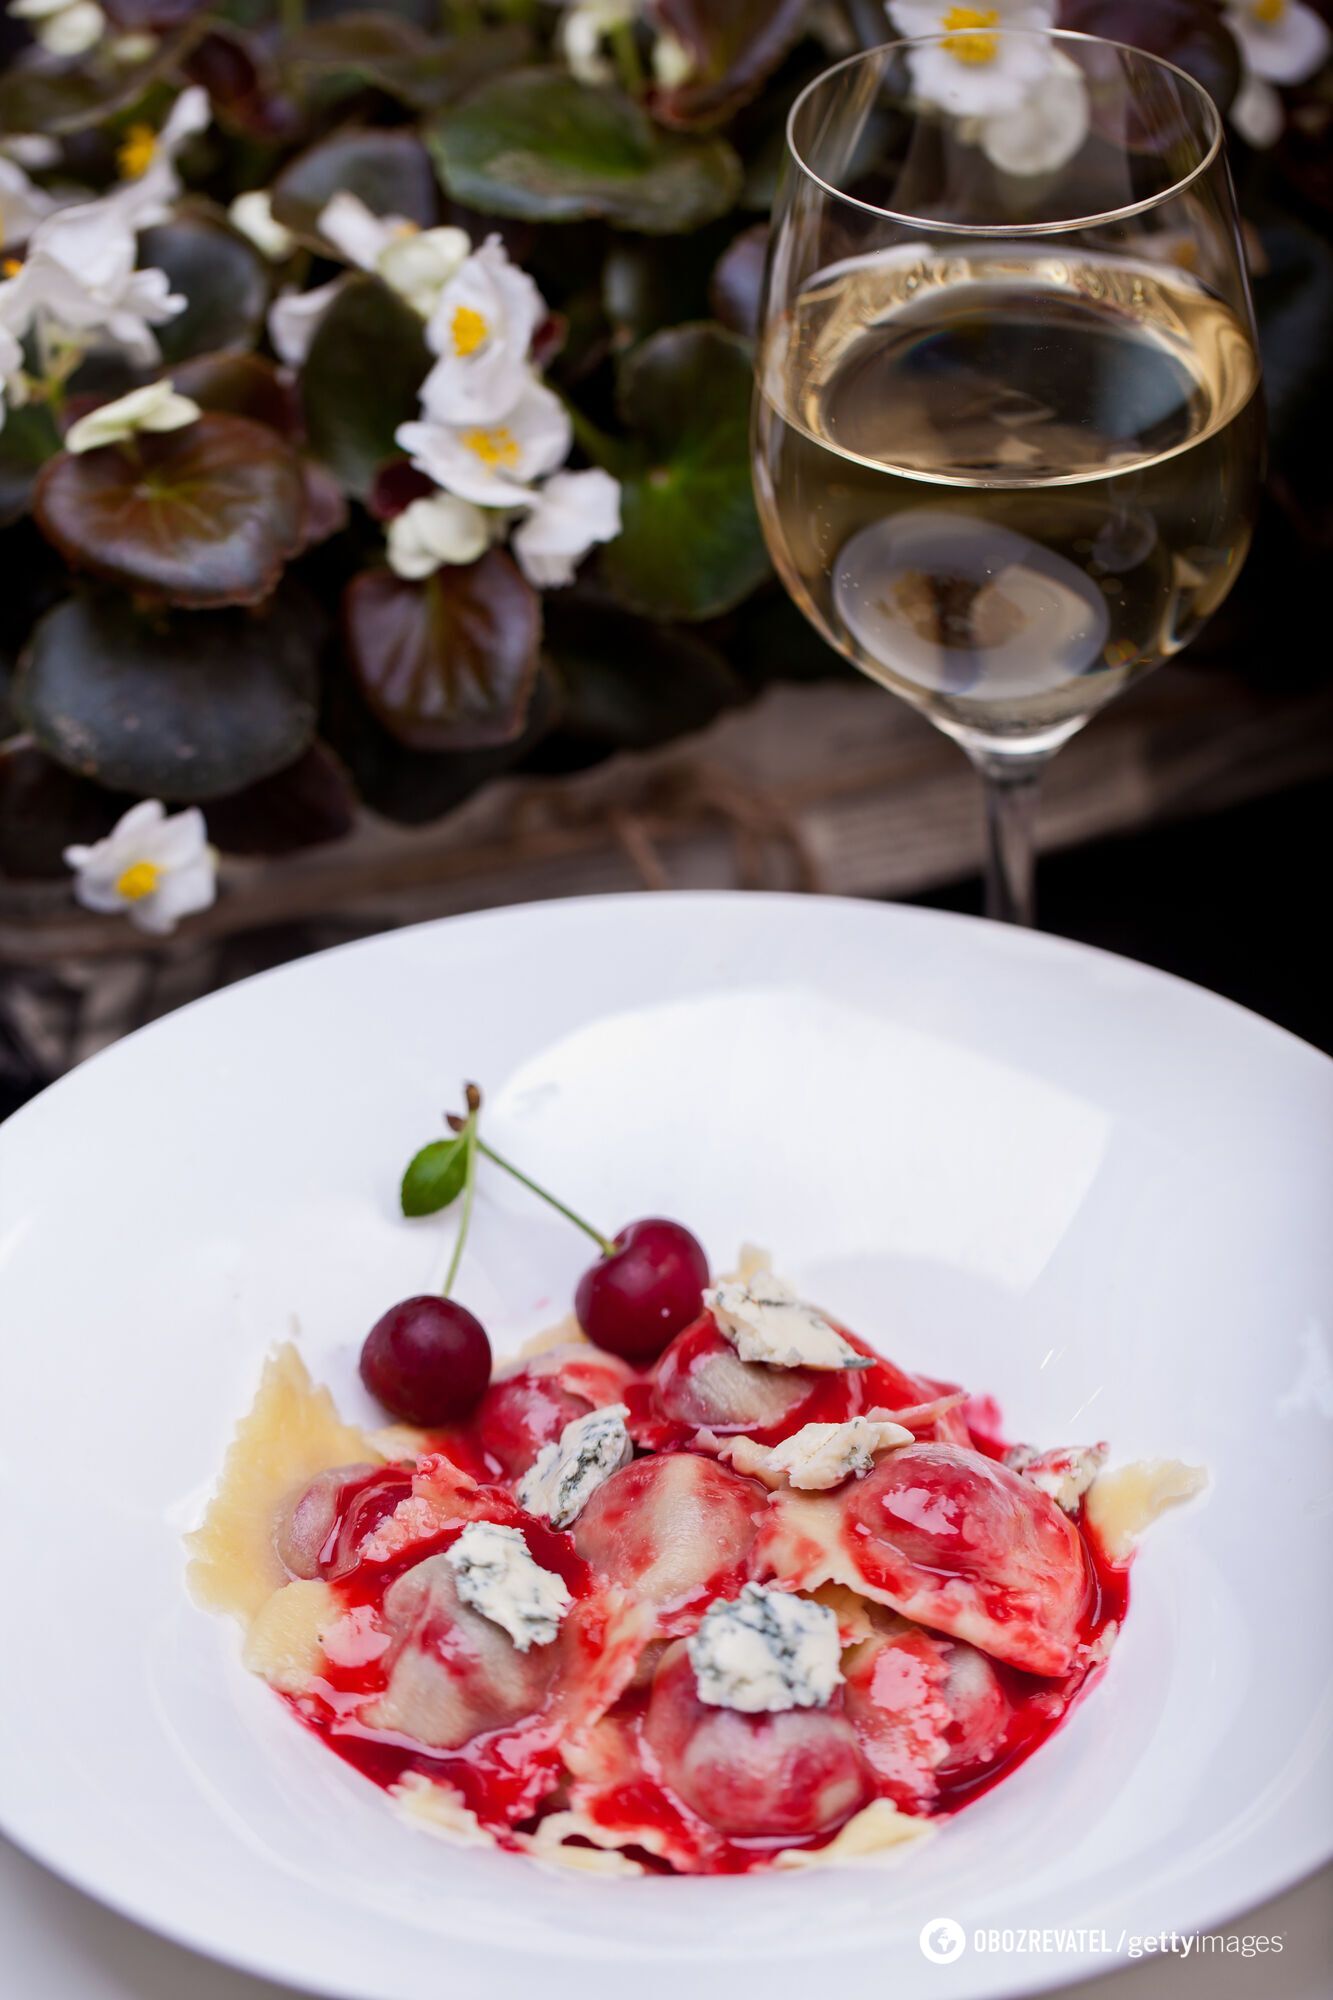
[270,1300,1136,1870]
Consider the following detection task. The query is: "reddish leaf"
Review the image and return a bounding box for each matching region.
[344,552,541,751]
[298,458,350,551]
[171,352,302,436]
[37,414,308,608]
[182,28,302,142]
[202,742,357,856]
[1058,0,1241,114]
[650,0,809,131]
[33,415,306,609]
[367,460,436,522]
[709,222,769,338]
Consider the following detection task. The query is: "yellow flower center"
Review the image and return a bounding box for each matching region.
[117,124,158,181]
[463,424,520,469]
[1252,0,1286,19]
[941,6,1001,64]
[115,860,162,902]
[390,220,420,239]
[451,304,490,358]
[2,257,22,280]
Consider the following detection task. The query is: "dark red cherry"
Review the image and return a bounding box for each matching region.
[359,1295,492,1424]
[575,1218,709,1364]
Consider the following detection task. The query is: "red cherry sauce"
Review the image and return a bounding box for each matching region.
[281,1468,601,1836]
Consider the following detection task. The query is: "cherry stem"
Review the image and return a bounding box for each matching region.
[440,1112,478,1299]
[447,1115,615,1256]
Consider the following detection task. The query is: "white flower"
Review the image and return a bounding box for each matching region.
[558,0,635,86]
[398,374,571,507]
[652,29,695,90]
[512,468,621,588]
[976,48,1089,175]
[64,801,217,936]
[421,234,545,425]
[1224,0,1331,85]
[9,0,105,58]
[106,86,210,231]
[1,154,57,250]
[64,378,201,453]
[317,193,470,319]
[2,135,60,170]
[1230,71,1286,147]
[386,489,490,579]
[228,190,295,263]
[267,276,347,368]
[888,2,1056,116]
[4,199,185,366]
[0,320,23,431]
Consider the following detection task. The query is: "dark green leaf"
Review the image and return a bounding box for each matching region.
[272,127,439,244]
[300,276,429,499]
[284,15,532,114]
[0,404,62,529]
[139,215,271,366]
[600,323,769,622]
[344,550,541,751]
[430,68,742,234]
[34,414,307,608]
[544,595,740,748]
[202,742,357,856]
[0,25,200,135]
[16,588,323,802]
[401,1134,469,1216]
[650,0,809,131]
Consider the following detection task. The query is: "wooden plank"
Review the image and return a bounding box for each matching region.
[3,666,1332,973]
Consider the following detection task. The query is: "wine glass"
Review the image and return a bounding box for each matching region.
[752,29,1263,924]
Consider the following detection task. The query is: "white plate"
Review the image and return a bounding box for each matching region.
[0,893,1330,2000]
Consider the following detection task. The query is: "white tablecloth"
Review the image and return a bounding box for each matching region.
[4,1835,1328,2000]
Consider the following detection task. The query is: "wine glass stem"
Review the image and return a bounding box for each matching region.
[979,755,1045,927]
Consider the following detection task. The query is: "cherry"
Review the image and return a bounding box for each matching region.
[359,1295,492,1425]
[575,1218,710,1364]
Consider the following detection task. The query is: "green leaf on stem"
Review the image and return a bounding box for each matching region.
[430,68,742,233]
[300,275,430,500]
[34,413,307,608]
[138,214,271,366]
[272,127,440,246]
[344,550,542,752]
[15,587,322,802]
[401,1134,471,1217]
[598,322,770,621]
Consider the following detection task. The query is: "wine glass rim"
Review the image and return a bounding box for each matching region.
[784,27,1226,239]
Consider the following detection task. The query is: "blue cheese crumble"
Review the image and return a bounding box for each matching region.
[517,1403,633,1528]
[704,1272,872,1371]
[687,1583,843,1712]
[445,1520,571,1651]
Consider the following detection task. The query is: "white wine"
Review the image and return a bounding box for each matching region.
[753,249,1262,750]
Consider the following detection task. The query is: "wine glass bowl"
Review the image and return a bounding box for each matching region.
[752,31,1263,921]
